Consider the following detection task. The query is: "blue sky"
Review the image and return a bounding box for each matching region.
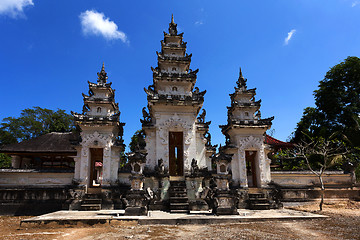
[1,0,360,150]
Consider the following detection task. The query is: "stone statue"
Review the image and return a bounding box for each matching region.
[204,132,211,147]
[197,109,206,123]
[191,158,200,176]
[155,158,166,176]
[141,107,151,123]
[193,87,199,94]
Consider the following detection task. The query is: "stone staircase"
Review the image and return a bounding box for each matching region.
[248,192,271,210]
[80,193,102,211]
[169,181,189,214]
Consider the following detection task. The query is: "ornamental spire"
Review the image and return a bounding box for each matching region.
[97,62,108,84]
[168,14,178,35]
[236,67,247,89]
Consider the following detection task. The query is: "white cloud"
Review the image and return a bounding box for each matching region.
[79,10,128,43]
[195,20,204,26]
[284,29,296,45]
[0,0,33,18]
[352,1,360,7]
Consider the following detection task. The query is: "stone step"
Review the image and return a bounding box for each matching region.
[80,204,101,211]
[170,209,189,214]
[84,193,101,199]
[170,181,187,187]
[249,203,271,210]
[169,186,187,191]
[82,199,102,204]
[170,204,189,211]
[248,193,266,199]
[249,198,269,203]
[170,197,189,203]
[169,181,189,213]
[170,191,187,196]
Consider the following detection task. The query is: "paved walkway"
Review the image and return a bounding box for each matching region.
[21,209,327,225]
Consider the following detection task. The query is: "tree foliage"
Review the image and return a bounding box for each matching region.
[0,153,11,168]
[129,129,146,152]
[0,107,75,146]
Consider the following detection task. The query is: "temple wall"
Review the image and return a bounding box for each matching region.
[0,170,73,187]
[271,171,354,188]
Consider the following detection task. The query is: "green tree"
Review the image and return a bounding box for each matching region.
[293,56,360,144]
[0,107,75,146]
[129,129,146,152]
[0,153,11,168]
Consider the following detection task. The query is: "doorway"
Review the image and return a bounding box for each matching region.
[245,150,258,187]
[169,132,184,176]
[90,148,103,187]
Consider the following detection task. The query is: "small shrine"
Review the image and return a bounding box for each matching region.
[219,69,274,188]
[71,64,125,189]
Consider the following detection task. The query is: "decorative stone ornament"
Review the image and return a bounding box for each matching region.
[127,150,147,189]
[212,151,233,176]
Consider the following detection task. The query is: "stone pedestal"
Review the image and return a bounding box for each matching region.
[124,190,148,216]
[213,174,238,215]
[213,189,238,215]
[125,173,148,215]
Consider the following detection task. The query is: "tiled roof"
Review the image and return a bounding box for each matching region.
[0,132,78,154]
[264,134,293,148]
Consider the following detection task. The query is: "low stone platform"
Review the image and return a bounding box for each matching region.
[21,209,327,226]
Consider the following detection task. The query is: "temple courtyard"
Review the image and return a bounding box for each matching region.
[0,200,359,240]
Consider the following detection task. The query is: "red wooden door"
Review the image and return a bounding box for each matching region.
[169,132,184,176]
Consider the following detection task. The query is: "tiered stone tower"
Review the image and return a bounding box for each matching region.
[72,64,125,188]
[141,15,214,177]
[220,69,273,188]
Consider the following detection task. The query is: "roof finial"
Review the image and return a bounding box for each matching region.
[168,14,178,35]
[236,67,247,89]
[97,62,108,84]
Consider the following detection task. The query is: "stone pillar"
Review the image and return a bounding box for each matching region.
[102,147,112,186]
[110,148,120,184]
[79,147,89,186]
[73,156,81,181]
[238,151,248,188]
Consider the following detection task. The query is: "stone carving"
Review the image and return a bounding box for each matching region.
[190,158,200,176]
[197,109,206,123]
[154,158,168,176]
[81,131,112,147]
[97,63,108,83]
[158,113,193,145]
[236,67,247,89]
[204,132,211,147]
[168,14,178,35]
[140,107,152,124]
[144,84,155,96]
[238,136,263,151]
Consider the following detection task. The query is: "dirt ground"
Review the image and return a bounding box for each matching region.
[1,200,360,240]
